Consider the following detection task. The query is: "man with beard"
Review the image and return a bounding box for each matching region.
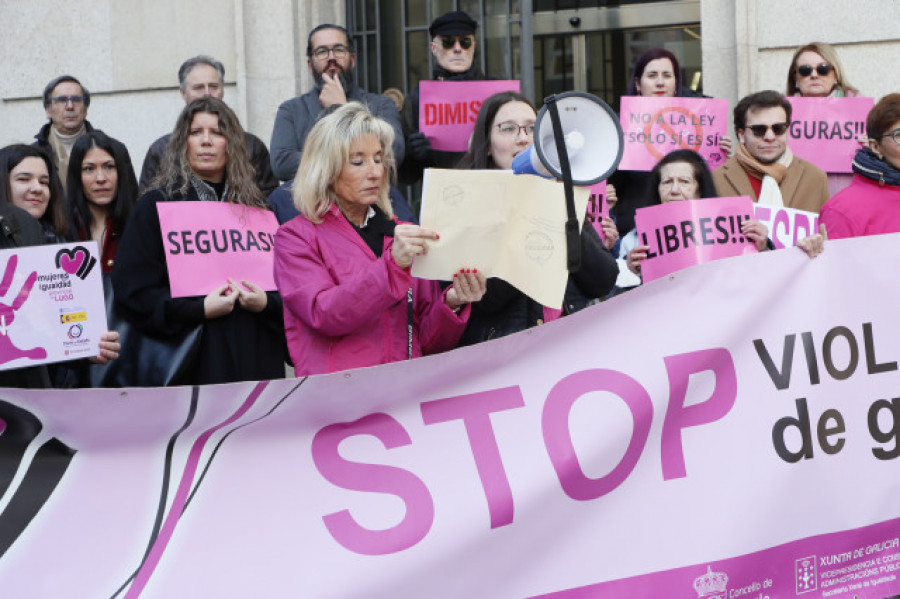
[399,10,482,186]
[269,24,404,181]
[713,90,829,212]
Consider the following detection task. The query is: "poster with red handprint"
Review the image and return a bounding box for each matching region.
[0,242,106,371]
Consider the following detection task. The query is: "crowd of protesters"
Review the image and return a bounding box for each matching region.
[2,10,897,389]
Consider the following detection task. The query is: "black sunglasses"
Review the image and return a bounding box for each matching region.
[440,36,474,50]
[797,63,832,78]
[745,122,790,137]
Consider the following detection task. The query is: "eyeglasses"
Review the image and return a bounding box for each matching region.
[311,45,350,61]
[495,121,535,137]
[51,95,86,106]
[745,122,789,137]
[876,129,900,145]
[797,63,832,78]
[439,36,474,50]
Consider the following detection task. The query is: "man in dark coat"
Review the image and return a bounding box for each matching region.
[139,55,278,196]
[399,10,483,185]
[33,75,95,193]
[269,24,405,182]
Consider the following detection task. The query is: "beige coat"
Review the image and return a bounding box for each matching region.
[712,154,830,213]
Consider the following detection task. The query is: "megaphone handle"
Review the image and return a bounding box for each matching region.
[545,97,582,273]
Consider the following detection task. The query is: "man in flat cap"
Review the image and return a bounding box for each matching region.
[399,10,483,185]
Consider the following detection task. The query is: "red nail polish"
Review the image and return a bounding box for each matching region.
[473,268,478,273]
[435,233,440,240]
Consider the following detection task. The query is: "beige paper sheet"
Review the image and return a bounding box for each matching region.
[411,169,589,307]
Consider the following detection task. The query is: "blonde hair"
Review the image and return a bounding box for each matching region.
[786,42,858,97]
[293,102,395,223]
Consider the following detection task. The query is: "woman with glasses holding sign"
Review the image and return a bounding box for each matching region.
[454,91,618,345]
[113,97,286,385]
[820,94,900,238]
[274,102,485,375]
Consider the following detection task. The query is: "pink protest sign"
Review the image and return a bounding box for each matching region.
[754,204,820,249]
[157,202,278,298]
[619,96,729,171]
[584,180,608,240]
[635,196,757,282]
[419,80,521,151]
[0,242,107,370]
[786,96,874,173]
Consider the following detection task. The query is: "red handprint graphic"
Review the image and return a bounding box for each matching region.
[0,254,47,364]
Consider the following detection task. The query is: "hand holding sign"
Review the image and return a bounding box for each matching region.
[392,224,439,269]
[445,269,487,310]
[740,218,770,252]
[90,330,121,365]
[796,224,827,258]
[204,282,239,319]
[231,278,269,313]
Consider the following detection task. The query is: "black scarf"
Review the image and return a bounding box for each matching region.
[852,148,900,186]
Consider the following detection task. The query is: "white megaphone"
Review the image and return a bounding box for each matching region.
[512,91,624,186]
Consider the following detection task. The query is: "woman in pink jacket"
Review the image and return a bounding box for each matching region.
[273,102,486,375]
[820,94,900,238]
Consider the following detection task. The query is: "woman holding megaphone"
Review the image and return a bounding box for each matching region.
[454,91,619,345]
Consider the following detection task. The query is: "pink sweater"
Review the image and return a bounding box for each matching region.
[820,174,900,239]
[274,205,468,375]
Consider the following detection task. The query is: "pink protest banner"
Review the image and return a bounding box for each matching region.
[157,202,278,297]
[2,234,900,598]
[0,242,107,370]
[635,196,757,282]
[754,204,820,249]
[786,96,874,173]
[619,96,729,171]
[419,80,521,151]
